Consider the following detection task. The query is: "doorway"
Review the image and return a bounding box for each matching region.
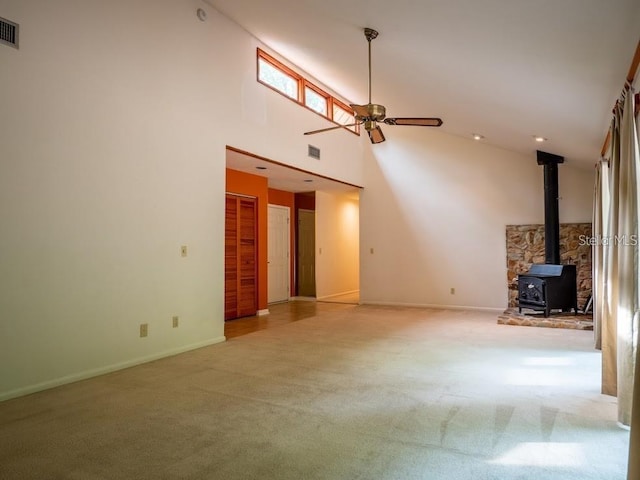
[297,208,316,297]
[225,146,361,311]
[268,204,290,303]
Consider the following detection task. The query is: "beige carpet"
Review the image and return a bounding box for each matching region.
[0,305,629,479]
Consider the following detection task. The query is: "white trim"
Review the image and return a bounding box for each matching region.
[316,290,360,301]
[225,191,256,200]
[257,309,270,316]
[0,336,226,402]
[289,296,316,302]
[359,300,504,313]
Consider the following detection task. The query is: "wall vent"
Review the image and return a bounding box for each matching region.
[308,145,320,160]
[0,17,18,49]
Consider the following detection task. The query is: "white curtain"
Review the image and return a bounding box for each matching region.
[628,92,640,480]
[617,90,640,425]
[602,90,640,426]
[603,106,621,398]
[593,160,610,350]
[630,337,640,480]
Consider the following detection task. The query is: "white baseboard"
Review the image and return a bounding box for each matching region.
[257,309,270,316]
[317,290,360,301]
[617,421,631,431]
[0,336,226,403]
[359,300,504,313]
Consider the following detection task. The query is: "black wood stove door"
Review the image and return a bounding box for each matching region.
[519,276,546,306]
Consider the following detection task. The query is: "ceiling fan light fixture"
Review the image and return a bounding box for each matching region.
[364,120,377,131]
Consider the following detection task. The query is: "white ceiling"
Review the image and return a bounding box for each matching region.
[226,148,361,194]
[207,0,640,172]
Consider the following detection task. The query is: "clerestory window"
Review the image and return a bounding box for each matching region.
[257,48,359,135]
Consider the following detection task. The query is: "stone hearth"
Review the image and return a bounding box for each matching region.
[498,308,593,330]
[506,223,592,310]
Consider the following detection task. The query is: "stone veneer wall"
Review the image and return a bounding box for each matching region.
[506,223,592,309]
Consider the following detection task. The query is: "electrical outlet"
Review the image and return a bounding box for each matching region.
[140,323,148,337]
[450,287,455,295]
[172,316,179,328]
[181,245,188,257]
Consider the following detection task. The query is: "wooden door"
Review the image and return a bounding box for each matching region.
[225,194,257,320]
[297,209,316,297]
[268,205,290,303]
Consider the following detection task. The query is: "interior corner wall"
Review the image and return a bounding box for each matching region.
[315,191,360,299]
[268,188,296,295]
[359,127,594,310]
[0,0,365,401]
[225,168,269,311]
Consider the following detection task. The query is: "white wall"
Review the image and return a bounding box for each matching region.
[0,0,364,400]
[359,127,594,310]
[315,191,360,299]
[0,0,595,400]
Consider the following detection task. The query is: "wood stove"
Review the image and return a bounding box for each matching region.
[516,150,578,317]
[518,264,577,317]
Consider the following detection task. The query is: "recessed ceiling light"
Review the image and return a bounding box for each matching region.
[472,133,484,141]
[256,166,267,170]
[533,136,547,142]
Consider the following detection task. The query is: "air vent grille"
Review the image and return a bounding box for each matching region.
[308,145,320,160]
[0,17,18,49]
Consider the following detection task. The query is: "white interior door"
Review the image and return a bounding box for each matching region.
[268,205,290,303]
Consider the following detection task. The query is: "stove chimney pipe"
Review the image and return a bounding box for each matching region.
[536,150,564,265]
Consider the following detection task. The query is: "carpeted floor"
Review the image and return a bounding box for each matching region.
[0,304,629,479]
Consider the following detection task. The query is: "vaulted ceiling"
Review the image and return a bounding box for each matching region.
[206,0,640,168]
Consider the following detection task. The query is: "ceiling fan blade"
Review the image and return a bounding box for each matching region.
[384,117,443,127]
[350,104,370,118]
[368,126,386,144]
[304,122,361,136]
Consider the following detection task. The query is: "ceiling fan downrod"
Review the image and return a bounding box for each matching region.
[364,28,378,105]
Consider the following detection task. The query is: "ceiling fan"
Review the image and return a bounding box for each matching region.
[304,27,443,144]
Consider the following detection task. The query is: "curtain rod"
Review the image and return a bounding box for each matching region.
[600,39,640,157]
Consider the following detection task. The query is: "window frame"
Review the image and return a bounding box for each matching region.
[303,80,330,117]
[332,98,359,134]
[257,48,360,136]
[257,54,300,100]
